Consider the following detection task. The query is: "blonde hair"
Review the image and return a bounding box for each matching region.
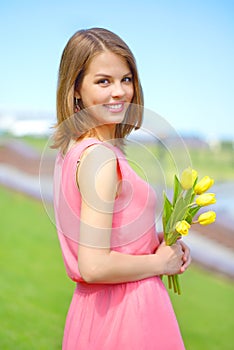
[52,28,144,153]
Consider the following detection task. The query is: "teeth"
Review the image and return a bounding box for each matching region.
[107,104,122,109]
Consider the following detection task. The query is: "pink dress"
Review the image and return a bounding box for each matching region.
[53,138,185,350]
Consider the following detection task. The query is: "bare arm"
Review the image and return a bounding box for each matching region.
[77,144,185,284]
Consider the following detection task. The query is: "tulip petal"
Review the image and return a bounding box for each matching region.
[196,193,216,206]
[175,220,191,236]
[180,167,198,190]
[198,211,216,225]
[194,176,214,195]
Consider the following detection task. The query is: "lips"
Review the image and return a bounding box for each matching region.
[104,102,125,113]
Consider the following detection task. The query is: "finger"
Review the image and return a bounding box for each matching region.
[182,248,190,260]
[179,242,190,260]
[181,255,192,272]
[174,242,184,254]
[179,240,187,252]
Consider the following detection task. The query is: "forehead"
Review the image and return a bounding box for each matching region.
[86,51,130,75]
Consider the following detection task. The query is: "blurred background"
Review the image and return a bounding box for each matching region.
[0,0,233,349]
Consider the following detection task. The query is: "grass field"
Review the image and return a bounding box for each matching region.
[0,187,73,349]
[125,140,234,185]
[1,186,234,349]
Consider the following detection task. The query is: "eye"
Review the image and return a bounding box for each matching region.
[96,78,110,85]
[122,76,133,83]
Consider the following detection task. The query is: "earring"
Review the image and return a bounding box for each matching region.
[74,97,80,113]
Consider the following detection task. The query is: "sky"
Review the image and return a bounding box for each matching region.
[0,0,234,140]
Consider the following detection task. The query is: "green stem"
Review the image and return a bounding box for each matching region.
[175,274,181,295]
[172,275,178,294]
[168,275,172,289]
[167,275,181,295]
[187,202,196,208]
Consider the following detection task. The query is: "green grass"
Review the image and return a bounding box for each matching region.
[125,141,234,185]
[17,135,49,151]
[0,187,73,349]
[169,270,234,350]
[1,186,234,349]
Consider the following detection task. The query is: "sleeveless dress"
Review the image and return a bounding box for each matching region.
[53,138,185,350]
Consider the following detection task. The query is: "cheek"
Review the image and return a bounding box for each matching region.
[127,86,134,102]
[81,87,106,107]
[90,87,109,103]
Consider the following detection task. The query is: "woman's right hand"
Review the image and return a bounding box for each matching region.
[155,241,184,275]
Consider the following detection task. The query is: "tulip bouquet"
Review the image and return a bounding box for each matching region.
[162,167,216,295]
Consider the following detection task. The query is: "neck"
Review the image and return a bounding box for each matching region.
[92,124,116,142]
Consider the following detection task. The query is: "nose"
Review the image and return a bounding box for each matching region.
[111,81,125,98]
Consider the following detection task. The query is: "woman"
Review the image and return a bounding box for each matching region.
[53,27,191,349]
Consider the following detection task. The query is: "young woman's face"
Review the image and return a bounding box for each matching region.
[76,51,134,128]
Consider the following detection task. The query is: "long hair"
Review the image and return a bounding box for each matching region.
[52,27,144,153]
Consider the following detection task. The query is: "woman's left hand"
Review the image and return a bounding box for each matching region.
[178,240,192,273]
[157,232,191,273]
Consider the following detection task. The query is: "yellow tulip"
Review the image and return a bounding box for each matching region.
[175,220,191,236]
[180,167,198,190]
[196,193,216,206]
[198,211,216,225]
[194,176,214,195]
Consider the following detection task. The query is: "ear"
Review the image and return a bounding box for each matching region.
[74,90,81,99]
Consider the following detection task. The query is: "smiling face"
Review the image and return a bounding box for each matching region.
[75,50,134,135]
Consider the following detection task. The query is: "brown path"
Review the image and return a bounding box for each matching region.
[0,139,54,175]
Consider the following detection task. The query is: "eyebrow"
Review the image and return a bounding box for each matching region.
[94,71,132,78]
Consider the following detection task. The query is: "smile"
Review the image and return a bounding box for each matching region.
[104,103,125,113]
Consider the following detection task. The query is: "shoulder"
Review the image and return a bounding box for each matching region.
[77,143,118,208]
[78,142,117,173]
[81,142,116,161]
[65,139,117,166]
[77,142,117,193]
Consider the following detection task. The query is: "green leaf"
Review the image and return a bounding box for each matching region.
[162,192,173,234]
[184,188,193,206]
[173,175,183,206]
[185,206,201,224]
[170,196,187,228]
[190,177,199,202]
[163,192,173,219]
[166,231,180,245]
[193,176,198,188]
